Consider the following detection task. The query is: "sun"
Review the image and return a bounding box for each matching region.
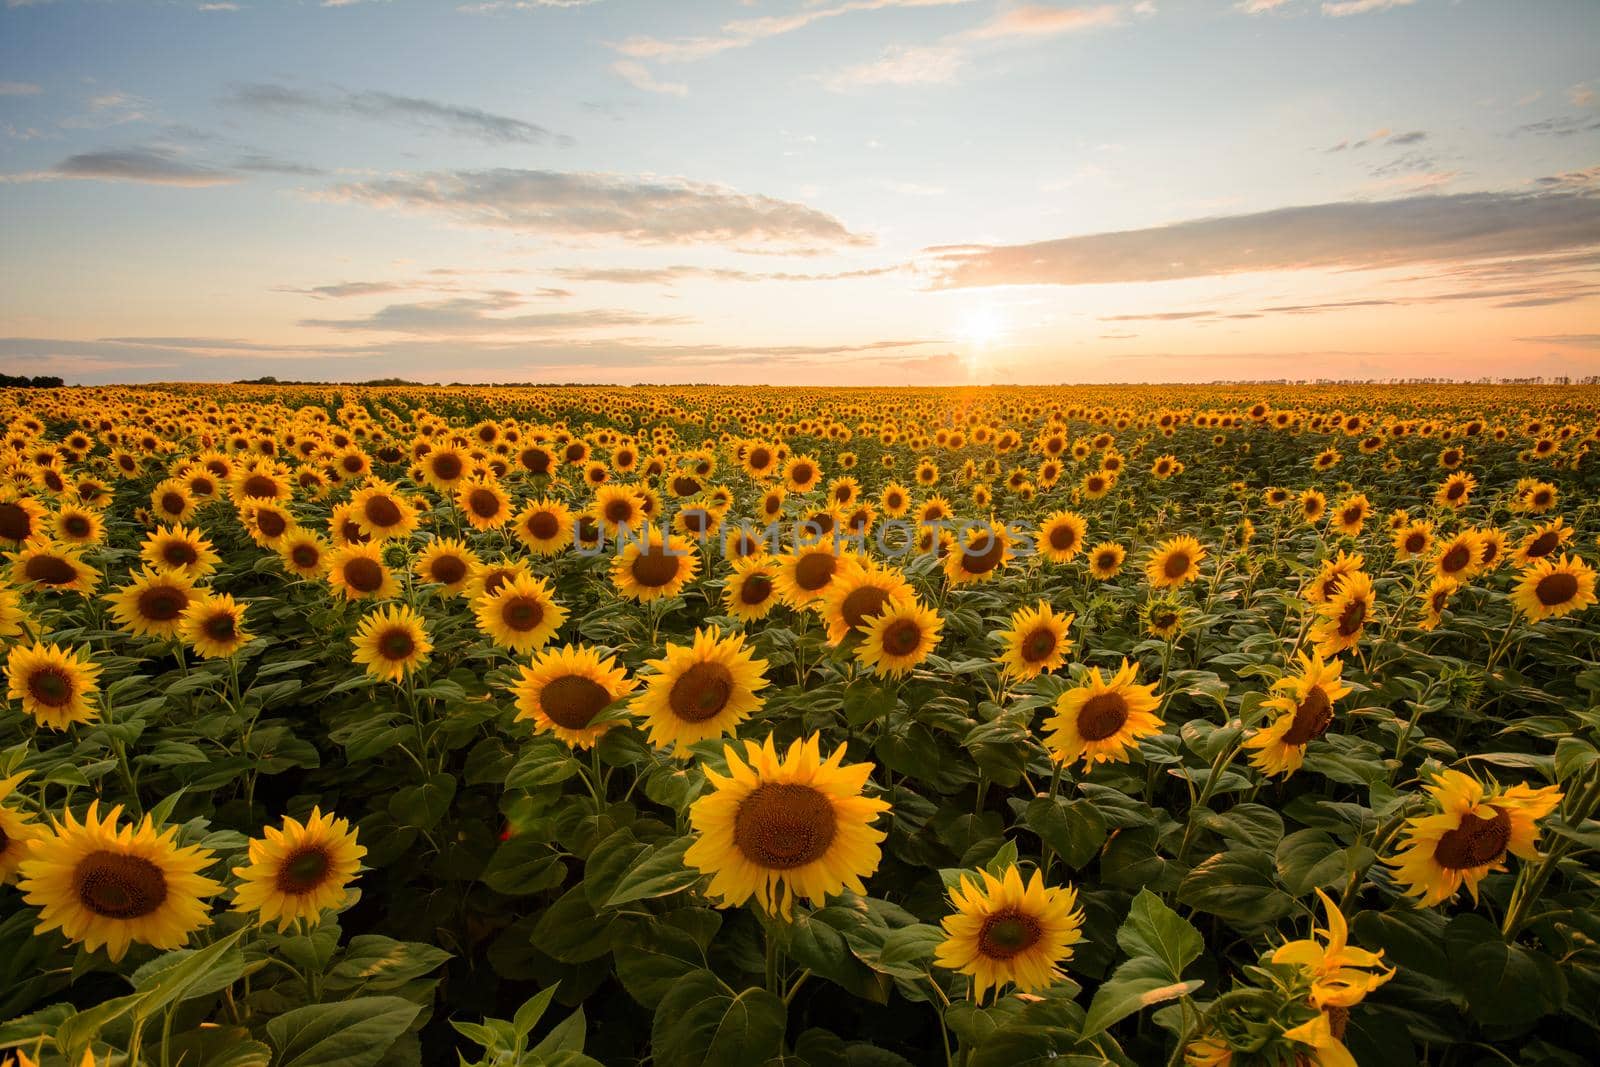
[958,304,1004,351]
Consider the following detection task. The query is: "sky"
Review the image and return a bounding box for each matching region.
[1,0,1598,386]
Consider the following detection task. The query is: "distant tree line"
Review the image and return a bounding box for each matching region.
[0,374,65,388]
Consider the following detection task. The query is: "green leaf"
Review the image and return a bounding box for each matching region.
[1274,829,1350,896]
[1079,891,1205,1039]
[326,936,451,993]
[652,971,787,1067]
[1024,796,1108,870]
[482,835,567,896]
[1443,913,1566,1028]
[606,836,701,906]
[1115,889,1204,978]
[1177,849,1294,924]
[387,772,456,830]
[266,996,422,1067]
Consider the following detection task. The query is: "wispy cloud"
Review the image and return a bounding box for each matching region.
[1322,0,1416,15]
[1323,127,1427,152]
[548,264,904,284]
[0,82,42,96]
[962,3,1121,41]
[20,147,241,186]
[1510,115,1600,138]
[824,45,967,90]
[224,83,571,145]
[612,0,976,64]
[930,187,1600,287]
[610,60,688,97]
[300,292,687,335]
[320,168,872,248]
[1518,334,1600,349]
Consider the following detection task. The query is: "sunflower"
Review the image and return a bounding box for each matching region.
[1418,576,1457,632]
[855,599,944,678]
[674,501,725,542]
[232,807,365,932]
[349,481,420,541]
[18,802,222,961]
[1144,597,1185,640]
[232,461,293,505]
[684,733,890,920]
[474,573,567,654]
[278,528,330,578]
[106,567,196,640]
[1304,551,1364,604]
[774,543,851,607]
[783,455,823,494]
[466,558,532,601]
[1510,554,1597,622]
[347,604,431,683]
[1038,509,1088,563]
[0,493,47,547]
[1272,887,1393,1010]
[419,444,471,490]
[943,521,1015,586]
[1146,534,1206,590]
[179,593,253,660]
[140,524,220,580]
[0,772,41,882]
[995,601,1074,680]
[1299,489,1326,524]
[511,644,636,749]
[1472,526,1509,571]
[722,523,774,562]
[1391,520,1433,561]
[723,555,782,622]
[325,543,398,602]
[9,540,101,595]
[612,529,700,603]
[239,499,296,548]
[933,865,1084,1001]
[512,498,574,555]
[1309,571,1375,657]
[457,478,513,531]
[1330,494,1370,537]
[818,559,916,645]
[1081,469,1115,499]
[1434,472,1476,509]
[1244,652,1351,778]
[592,484,646,535]
[149,479,198,525]
[1384,769,1562,906]
[879,481,912,517]
[1043,660,1163,768]
[1517,480,1557,513]
[1432,530,1482,583]
[408,536,475,597]
[1087,541,1126,579]
[50,504,105,547]
[1513,518,1572,566]
[633,627,770,752]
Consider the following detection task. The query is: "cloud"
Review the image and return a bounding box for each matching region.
[1324,128,1426,152]
[299,292,689,335]
[198,3,240,10]
[929,188,1600,287]
[1512,115,1600,137]
[224,83,570,145]
[610,60,688,97]
[44,147,240,186]
[1534,165,1600,191]
[962,3,1121,41]
[1236,0,1288,12]
[459,0,602,10]
[231,153,326,176]
[1570,83,1597,109]
[548,264,904,284]
[0,82,42,96]
[1518,334,1600,349]
[612,0,976,64]
[1321,0,1415,15]
[320,168,872,248]
[824,45,966,90]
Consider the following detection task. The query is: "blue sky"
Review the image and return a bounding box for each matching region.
[2,0,1598,384]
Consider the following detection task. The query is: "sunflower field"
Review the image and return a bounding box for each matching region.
[1,384,1598,1067]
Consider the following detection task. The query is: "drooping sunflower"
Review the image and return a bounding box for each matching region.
[995,601,1074,680]
[1087,541,1126,579]
[232,807,365,932]
[325,543,399,602]
[1146,534,1206,590]
[1272,887,1393,1010]
[413,536,479,596]
[1513,517,1572,566]
[1510,554,1597,622]
[351,603,432,683]
[684,733,890,920]
[1310,571,1375,658]
[1037,509,1088,563]
[1384,769,1562,906]
[1043,659,1163,768]
[474,573,567,653]
[933,865,1085,1001]
[818,559,916,645]
[278,528,330,578]
[456,478,513,531]
[1418,576,1458,632]
[18,802,222,961]
[139,524,220,580]
[105,566,196,640]
[943,521,1015,586]
[512,498,575,555]
[0,772,41,883]
[723,555,782,622]
[1244,651,1351,778]
[1432,529,1482,583]
[511,644,636,749]
[611,529,700,603]
[178,593,253,660]
[8,540,101,595]
[349,481,420,542]
[633,627,770,752]
[856,599,944,678]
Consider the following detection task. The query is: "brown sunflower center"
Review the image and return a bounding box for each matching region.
[241,474,277,499]
[341,519,368,544]
[481,570,513,597]
[527,511,560,539]
[27,666,75,707]
[977,909,1042,960]
[1526,531,1559,558]
[430,454,464,481]
[255,509,288,539]
[74,850,168,919]
[881,618,924,657]
[1281,686,1334,746]
[428,554,468,586]
[1077,691,1130,741]
[667,661,734,722]
[1535,571,1579,607]
[1022,627,1057,663]
[631,546,682,588]
[1337,598,1367,637]
[138,585,189,622]
[468,489,501,519]
[162,542,199,567]
[1049,524,1078,551]
[749,447,772,469]
[501,596,545,632]
[379,627,415,660]
[343,557,385,593]
[739,574,774,606]
[1439,544,1471,574]
[25,554,77,585]
[1342,507,1362,525]
[540,674,613,730]
[1096,552,1118,571]
[0,502,32,541]
[291,544,320,568]
[203,613,237,642]
[363,496,403,528]
[963,534,1006,575]
[63,514,92,538]
[603,498,635,524]
[841,586,892,631]
[1446,482,1466,500]
[521,448,552,474]
[1404,533,1426,553]
[1162,551,1192,579]
[275,845,332,895]
[1433,806,1511,870]
[791,463,814,484]
[794,553,838,592]
[732,783,837,870]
